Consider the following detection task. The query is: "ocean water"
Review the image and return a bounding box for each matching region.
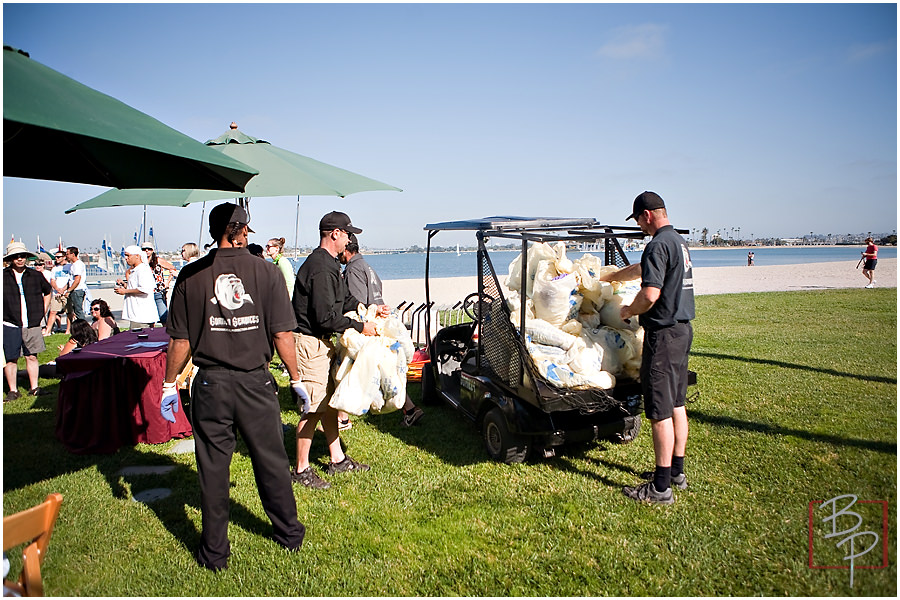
[89,245,894,285]
[285,246,896,281]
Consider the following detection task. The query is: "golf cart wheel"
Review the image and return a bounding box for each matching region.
[612,415,641,444]
[421,362,440,405]
[482,407,530,464]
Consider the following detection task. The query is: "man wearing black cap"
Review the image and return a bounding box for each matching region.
[617,192,695,505]
[290,211,377,489]
[163,202,308,570]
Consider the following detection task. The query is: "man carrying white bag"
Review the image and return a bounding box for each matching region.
[330,305,416,416]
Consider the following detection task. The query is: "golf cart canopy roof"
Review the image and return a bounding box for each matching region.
[424,216,653,243]
[425,216,600,232]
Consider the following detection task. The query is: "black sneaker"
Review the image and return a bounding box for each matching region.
[291,467,331,489]
[640,470,688,490]
[4,390,19,403]
[399,406,424,427]
[29,387,47,397]
[325,455,370,475]
[623,481,674,505]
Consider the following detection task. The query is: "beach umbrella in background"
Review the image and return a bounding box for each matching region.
[67,123,402,253]
[3,47,258,191]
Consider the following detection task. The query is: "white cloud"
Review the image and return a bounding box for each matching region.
[597,23,668,60]
[846,40,894,62]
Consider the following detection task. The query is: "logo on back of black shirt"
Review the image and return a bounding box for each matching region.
[210,273,254,310]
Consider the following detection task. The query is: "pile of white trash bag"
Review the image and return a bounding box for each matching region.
[504,241,643,390]
[329,304,416,416]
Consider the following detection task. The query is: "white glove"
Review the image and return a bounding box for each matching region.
[291,379,311,415]
[160,382,179,423]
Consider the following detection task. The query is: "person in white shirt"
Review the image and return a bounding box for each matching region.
[46,251,71,336]
[114,245,159,328]
[63,246,89,324]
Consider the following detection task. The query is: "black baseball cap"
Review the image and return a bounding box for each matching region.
[626,191,666,221]
[319,211,362,234]
[209,202,255,240]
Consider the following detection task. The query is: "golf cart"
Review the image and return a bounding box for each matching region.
[420,217,694,463]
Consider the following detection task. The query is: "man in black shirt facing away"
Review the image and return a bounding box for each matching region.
[163,203,307,570]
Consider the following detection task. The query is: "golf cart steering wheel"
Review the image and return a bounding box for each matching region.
[462,292,485,321]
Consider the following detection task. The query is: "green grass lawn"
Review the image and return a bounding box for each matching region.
[3,288,896,596]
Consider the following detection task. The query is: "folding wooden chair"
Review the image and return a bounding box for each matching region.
[3,493,63,597]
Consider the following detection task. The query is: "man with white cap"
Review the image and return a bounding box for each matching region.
[3,241,52,402]
[114,245,159,329]
[162,202,307,571]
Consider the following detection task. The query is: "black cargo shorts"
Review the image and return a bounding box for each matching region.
[640,321,693,421]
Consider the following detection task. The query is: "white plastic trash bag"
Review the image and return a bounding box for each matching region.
[505,242,558,297]
[330,337,383,415]
[598,280,642,331]
[331,307,416,415]
[532,262,581,327]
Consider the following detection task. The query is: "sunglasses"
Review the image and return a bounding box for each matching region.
[9,254,28,260]
[90,306,101,312]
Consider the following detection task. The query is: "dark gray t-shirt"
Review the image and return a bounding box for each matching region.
[344,254,384,306]
[639,225,695,330]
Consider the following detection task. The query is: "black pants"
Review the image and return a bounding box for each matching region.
[192,366,304,568]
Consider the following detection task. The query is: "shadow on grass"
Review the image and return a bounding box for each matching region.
[364,400,488,467]
[548,447,641,488]
[690,410,896,455]
[4,398,292,560]
[691,350,897,385]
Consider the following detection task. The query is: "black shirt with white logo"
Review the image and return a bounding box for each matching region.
[167,247,297,370]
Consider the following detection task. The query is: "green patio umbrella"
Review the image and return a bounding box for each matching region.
[4,46,257,191]
[65,123,402,213]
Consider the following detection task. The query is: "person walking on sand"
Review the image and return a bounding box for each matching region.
[614,192,695,506]
[862,237,878,288]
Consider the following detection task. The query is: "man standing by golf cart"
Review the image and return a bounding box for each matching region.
[614,191,695,505]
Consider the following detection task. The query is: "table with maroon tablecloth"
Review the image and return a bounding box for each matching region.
[55,328,192,454]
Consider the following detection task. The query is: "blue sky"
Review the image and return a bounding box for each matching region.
[3,3,897,251]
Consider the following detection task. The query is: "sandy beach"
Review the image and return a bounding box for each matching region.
[92,258,895,323]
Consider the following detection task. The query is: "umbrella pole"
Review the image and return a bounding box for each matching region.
[294,196,300,259]
[142,205,147,243]
[198,202,206,256]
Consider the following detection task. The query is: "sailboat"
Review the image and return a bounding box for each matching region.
[456,243,461,256]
